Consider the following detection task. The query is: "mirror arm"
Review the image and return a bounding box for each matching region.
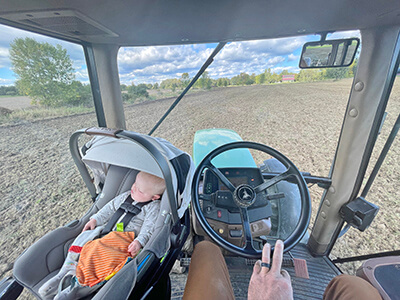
[339,40,352,65]
[317,31,331,42]
[339,46,348,65]
[329,43,339,65]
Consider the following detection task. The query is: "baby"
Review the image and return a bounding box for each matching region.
[82,171,165,256]
[39,171,165,299]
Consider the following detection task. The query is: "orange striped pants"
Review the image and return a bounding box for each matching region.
[76,231,135,287]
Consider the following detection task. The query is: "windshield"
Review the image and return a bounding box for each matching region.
[118,33,358,178]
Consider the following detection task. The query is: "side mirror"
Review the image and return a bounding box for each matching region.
[299,38,359,68]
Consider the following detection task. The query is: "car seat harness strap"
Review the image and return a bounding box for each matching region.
[101,195,151,235]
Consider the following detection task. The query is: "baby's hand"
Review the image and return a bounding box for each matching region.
[128,240,142,257]
[82,219,97,232]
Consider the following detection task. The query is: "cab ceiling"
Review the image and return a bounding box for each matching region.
[1,0,400,46]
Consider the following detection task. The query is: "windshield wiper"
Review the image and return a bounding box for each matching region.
[262,171,332,189]
[361,112,400,198]
[148,42,226,136]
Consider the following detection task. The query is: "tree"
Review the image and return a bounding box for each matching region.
[196,71,212,89]
[270,72,281,83]
[255,73,266,84]
[296,69,325,82]
[325,67,349,80]
[216,78,229,87]
[126,83,149,102]
[68,81,93,107]
[264,68,273,83]
[160,78,181,90]
[0,85,19,96]
[230,72,254,85]
[180,73,190,88]
[348,58,358,77]
[281,70,290,76]
[10,37,76,107]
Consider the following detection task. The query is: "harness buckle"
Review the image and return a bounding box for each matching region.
[119,202,141,215]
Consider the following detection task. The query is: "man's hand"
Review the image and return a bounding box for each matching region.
[128,239,142,257]
[82,218,97,232]
[248,240,293,300]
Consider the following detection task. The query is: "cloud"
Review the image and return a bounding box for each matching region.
[0,47,10,68]
[271,66,298,74]
[209,37,307,77]
[216,37,305,64]
[116,36,309,84]
[328,30,360,39]
[118,45,216,84]
[267,56,285,65]
[0,77,14,85]
[118,46,211,74]
[243,37,307,55]
[288,54,298,61]
[74,69,89,83]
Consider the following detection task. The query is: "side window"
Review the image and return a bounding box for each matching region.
[0,25,95,124]
[0,25,95,283]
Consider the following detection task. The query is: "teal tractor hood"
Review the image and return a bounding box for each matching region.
[193,128,257,168]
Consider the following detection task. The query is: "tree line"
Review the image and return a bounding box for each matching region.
[127,62,356,92]
[0,85,19,96]
[9,37,357,108]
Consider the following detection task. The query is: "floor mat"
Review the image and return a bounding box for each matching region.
[170,243,341,299]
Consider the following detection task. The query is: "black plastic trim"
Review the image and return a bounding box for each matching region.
[83,44,107,128]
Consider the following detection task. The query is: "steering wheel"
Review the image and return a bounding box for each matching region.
[192,141,311,259]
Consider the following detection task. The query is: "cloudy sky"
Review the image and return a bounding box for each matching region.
[0,24,359,86]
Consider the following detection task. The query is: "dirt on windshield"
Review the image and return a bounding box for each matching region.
[1,79,399,299]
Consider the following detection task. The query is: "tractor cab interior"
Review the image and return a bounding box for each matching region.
[1,1,400,299]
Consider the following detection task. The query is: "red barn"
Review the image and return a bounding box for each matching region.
[282,74,295,82]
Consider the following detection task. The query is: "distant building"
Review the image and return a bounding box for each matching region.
[282,74,295,82]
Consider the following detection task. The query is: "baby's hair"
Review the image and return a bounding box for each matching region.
[138,171,166,196]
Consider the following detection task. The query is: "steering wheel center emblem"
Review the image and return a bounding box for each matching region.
[234,184,256,207]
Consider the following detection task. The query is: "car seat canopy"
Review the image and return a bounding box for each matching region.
[81,133,194,219]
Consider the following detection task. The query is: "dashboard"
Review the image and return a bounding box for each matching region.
[198,167,272,246]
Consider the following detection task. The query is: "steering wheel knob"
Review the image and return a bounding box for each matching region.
[233,184,256,207]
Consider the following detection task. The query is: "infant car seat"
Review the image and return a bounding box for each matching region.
[11,127,194,300]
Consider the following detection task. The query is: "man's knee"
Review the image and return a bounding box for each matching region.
[194,240,220,255]
[324,274,382,300]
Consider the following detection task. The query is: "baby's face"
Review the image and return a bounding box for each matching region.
[131,174,158,202]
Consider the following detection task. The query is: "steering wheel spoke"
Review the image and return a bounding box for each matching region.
[205,160,236,192]
[254,167,294,194]
[199,193,212,201]
[239,207,258,252]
